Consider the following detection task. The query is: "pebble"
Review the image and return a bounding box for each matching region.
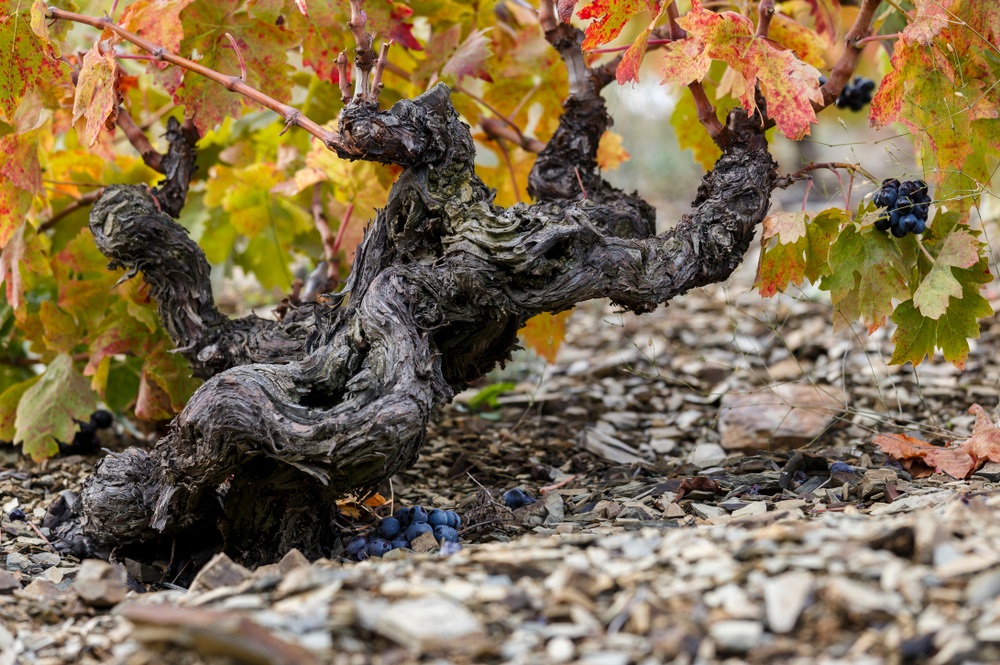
[763,571,814,633]
[73,560,128,608]
[689,442,727,468]
[709,620,763,653]
[546,636,575,663]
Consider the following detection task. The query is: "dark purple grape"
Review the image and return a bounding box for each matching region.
[895,195,913,212]
[914,202,929,218]
[877,187,898,208]
[881,178,900,191]
[914,218,926,234]
[91,410,114,429]
[428,510,449,527]
[406,522,433,542]
[891,225,908,238]
[889,209,901,226]
[433,525,459,543]
[410,506,429,523]
[389,538,410,550]
[502,488,536,509]
[366,538,392,558]
[900,213,919,233]
[345,536,368,557]
[378,517,401,539]
[898,181,918,197]
[394,507,412,526]
[829,461,854,474]
[446,511,461,528]
[8,508,26,522]
[874,214,891,232]
[860,79,876,93]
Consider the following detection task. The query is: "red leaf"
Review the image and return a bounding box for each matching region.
[0,130,43,196]
[578,0,661,51]
[0,0,70,122]
[119,0,194,72]
[441,28,494,84]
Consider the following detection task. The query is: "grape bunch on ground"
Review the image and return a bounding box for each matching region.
[873,179,932,238]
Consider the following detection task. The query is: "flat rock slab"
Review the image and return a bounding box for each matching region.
[718,384,847,450]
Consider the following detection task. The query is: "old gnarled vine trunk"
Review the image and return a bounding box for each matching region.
[76,29,777,566]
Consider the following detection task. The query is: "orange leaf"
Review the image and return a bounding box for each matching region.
[363,493,387,507]
[520,310,572,364]
[965,404,1000,465]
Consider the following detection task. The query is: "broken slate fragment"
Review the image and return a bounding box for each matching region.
[718,384,846,450]
[188,553,251,594]
[73,560,128,607]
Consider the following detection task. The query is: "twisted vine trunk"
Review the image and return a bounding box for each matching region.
[78,44,777,566]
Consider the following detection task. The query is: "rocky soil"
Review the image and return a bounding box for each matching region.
[3,240,1000,664]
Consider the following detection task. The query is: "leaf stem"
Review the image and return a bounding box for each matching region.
[45,6,343,151]
[223,33,246,81]
[37,189,106,233]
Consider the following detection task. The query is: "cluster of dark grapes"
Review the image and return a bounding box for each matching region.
[58,410,114,455]
[344,506,461,561]
[818,76,876,111]
[873,178,931,237]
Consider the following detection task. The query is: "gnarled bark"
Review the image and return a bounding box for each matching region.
[79,45,776,566]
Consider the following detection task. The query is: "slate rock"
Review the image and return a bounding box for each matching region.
[718,384,846,450]
[73,559,128,607]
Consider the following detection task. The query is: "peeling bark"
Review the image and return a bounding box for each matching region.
[79,60,776,566]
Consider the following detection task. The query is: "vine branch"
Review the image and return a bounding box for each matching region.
[45,6,343,152]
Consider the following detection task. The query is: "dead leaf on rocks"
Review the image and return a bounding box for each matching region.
[875,405,1000,479]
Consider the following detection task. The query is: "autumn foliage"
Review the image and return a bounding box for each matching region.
[0,0,999,461]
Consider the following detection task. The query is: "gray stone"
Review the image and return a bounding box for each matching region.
[689,442,726,468]
[5,551,30,572]
[0,569,21,594]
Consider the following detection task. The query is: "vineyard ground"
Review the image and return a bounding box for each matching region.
[3,237,1000,663]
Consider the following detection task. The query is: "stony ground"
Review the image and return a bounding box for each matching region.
[4,239,1000,665]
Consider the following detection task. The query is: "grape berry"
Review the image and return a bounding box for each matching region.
[818,76,876,112]
[344,505,462,561]
[873,179,931,238]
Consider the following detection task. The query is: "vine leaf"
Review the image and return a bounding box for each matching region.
[577,0,661,51]
[0,0,68,121]
[0,376,38,440]
[178,0,297,135]
[14,354,98,461]
[661,0,823,139]
[120,0,193,73]
[870,2,1000,217]
[441,28,493,84]
[799,0,840,43]
[520,310,572,363]
[72,43,121,147]
[912,229,980,320]
[0,179,33,247]
[756,209,844,297]
[890,259,993,369]
[0,221,48,309]
[596,130,629,170]
[819,224,909,334]
[0,130,43,196]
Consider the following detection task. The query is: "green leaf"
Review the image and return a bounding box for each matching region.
[819,224,910,333]
[0,0,68,122]
[756,208,845,297]
[912,229,981,320]
[0,374,38,440]
[14,354,98,460]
